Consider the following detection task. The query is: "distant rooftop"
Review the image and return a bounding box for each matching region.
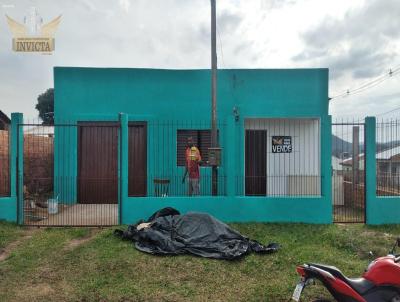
[341,145,400,166]
[0,110,10,123]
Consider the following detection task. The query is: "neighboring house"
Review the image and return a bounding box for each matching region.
[332,155,342,171]
[53,67,329,204]
[0,110,11,130]
[376,146,400,189]
[24,125,54,137]
[376,145,400,174]
[340,146,400,173]
[340,154,365,171]
[332,155,344,206]
[339,146,400,191]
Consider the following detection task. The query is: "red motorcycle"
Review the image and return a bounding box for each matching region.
[292,238,400,302]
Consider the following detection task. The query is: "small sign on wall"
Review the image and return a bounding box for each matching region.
[272,136,292,153]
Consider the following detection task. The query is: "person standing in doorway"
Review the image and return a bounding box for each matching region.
[182,136,202,196]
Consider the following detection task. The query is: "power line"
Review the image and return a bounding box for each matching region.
[339,71,399,98]
[329,66,400,101]
[330,68,400,100]
[376,105,400,117]
[331,65,400,97]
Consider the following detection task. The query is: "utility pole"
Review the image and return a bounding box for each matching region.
[210,0,218,195]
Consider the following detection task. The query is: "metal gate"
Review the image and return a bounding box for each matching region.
[332,121,365,223]
[18,121,120,226]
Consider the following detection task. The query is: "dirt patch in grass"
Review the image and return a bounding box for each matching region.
[360,230,392,239]
[0,228,39,262]
[64,228,101,251]
[21,283,55,297]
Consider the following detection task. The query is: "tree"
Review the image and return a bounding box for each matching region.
[35,88,54,124]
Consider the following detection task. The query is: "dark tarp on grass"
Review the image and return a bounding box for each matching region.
[115,207,279,260]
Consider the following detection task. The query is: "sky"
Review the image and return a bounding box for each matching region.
[0,0,399,120]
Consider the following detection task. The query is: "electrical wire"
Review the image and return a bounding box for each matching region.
[331,65,400,97]
[376,106,400,117]
[339,71,400,98]
[330,66,400,101]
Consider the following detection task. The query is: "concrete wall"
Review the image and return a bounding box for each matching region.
[54,68,329,120]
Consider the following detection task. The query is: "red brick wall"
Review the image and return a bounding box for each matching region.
[0,130,9,196]
[23,134,54,195]
[0,132,54,196]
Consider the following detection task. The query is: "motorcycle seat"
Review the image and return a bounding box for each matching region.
[309,263,374,294]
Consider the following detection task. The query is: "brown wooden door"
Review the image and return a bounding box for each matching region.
[128,122,147,196]
[245,130,267,196]
[78,123,118,204]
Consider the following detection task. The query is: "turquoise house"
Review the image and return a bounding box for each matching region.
[51,67,332,224]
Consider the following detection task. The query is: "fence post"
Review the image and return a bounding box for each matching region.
[5,113,22,223]
[317,115,333,223]
[365,116,376,224]
[225,117,235,197]
[10,113,23,223]
[119,113,128,225]
[321,115,332,196]
[10,113,20,198]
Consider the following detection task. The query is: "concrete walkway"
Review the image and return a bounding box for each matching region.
[26,204,118,226]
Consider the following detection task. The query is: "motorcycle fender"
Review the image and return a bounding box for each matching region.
[327,278,367,302]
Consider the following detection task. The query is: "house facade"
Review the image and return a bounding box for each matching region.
[2,69,400,225]
[52,67,332,224]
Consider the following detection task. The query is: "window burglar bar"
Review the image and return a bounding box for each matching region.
[136,120,226,197]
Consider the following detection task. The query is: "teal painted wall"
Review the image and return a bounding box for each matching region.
[121,196,331,225]
[0,197,17,222]
[365,117,400,224]
[53,67,331,223]
[54,68,328,120]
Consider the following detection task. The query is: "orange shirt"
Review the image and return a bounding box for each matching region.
[185,146,201,179]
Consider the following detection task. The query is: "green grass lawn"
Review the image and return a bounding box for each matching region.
[1,222,400,302]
